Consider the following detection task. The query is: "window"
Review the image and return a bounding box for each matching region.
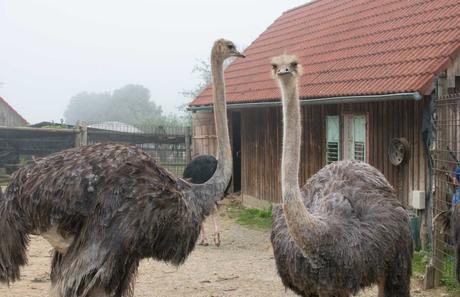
[326,116,340,164]
[325,114,367,164]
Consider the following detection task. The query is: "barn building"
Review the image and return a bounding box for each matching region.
[0,96,28,127]
[190,0,460,210]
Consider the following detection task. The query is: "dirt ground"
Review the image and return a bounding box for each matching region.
[0,204,450,297]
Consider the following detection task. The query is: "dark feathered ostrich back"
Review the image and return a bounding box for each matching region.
[183,155,232,197]
[183,155,217,184]
[0,143,202,296]
[271,160,413,296]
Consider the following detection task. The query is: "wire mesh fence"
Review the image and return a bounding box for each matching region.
[433,93,460,285]
[87,122,191,176]
[0,122,191,180]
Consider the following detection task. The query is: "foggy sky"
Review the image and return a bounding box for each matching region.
[0,0,308,124]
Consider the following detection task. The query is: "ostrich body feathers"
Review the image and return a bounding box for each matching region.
[271,160,413,297]
[0,143,204,297]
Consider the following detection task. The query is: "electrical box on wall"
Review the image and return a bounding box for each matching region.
[411,191,425,210]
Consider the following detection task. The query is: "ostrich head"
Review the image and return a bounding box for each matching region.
[271,54,303,82]
[212,39,245,61]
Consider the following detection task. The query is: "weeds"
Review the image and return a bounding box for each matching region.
[226,204,272,230]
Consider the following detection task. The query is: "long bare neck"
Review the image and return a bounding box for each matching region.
[281,79,301,194]
[186,51,232,218]
[279,77,320,250]
[211,54,232,173]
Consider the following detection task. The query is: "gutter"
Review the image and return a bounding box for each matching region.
[188,92,423,111]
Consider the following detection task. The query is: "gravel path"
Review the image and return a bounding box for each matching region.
[0,203,448,297]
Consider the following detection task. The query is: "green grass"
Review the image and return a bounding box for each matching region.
[441,251,460,293]
[413,250,460,295]
[226,205,272,230]
[412,250,430,275]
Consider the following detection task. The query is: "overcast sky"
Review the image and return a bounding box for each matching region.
[0,0,309,124]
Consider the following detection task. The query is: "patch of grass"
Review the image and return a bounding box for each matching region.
[227,205,272,230]
[413,249,460,295]
[412,250,430,275]
[441,252,460,294]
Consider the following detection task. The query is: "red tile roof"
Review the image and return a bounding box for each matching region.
[191,0,460,106]
[0,96,28,125]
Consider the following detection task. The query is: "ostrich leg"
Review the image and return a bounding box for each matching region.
[378,281,385,297]
[212,205,221,247]
[199,223,209,246]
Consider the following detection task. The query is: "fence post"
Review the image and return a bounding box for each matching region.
[427,72,449,288]
[74,121,88,148]
[185,126,192,163]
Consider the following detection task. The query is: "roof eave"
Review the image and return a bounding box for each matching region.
[188,92,423,111]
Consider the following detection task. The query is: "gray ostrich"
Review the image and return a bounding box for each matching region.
[0,39,244,297]
[433,170,460,283]
[434,205,460,283]
[183,155,228,246]
[270,54,413,297]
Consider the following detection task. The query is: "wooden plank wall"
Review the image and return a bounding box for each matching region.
[239,99,428,205]
[191,111,217,157]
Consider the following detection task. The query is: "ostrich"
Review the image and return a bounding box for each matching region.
[270,54,413,297]
[434,204,460,283]
[0,39,245,297]
[433,166,460,283]
[183,155,221,246]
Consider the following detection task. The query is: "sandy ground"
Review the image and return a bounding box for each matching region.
[0,203,450,297]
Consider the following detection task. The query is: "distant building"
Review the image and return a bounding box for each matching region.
[88,121,143,133]
[0,96,28,127]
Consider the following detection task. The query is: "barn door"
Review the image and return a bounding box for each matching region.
[343,115,367,162]
[231,112,241,192]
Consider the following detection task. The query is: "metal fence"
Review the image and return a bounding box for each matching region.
[87,123,191,176]
[0,122,191,179]
[432,93,460,285]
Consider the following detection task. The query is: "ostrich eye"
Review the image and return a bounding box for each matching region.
[228,45,235,50]
[291,62,298,68]
[271,64,277,70]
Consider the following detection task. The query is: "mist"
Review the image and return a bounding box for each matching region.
[0,0,308,124]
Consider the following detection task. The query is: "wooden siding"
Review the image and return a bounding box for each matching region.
[0,100,27,127]
[238,99,428,205]
[191,111,217,157]
[191,98,428,205]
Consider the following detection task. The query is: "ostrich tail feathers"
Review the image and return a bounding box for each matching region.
[433,210,452,234]
[0,198,29,284]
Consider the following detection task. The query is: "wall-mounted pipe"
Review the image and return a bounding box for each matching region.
[189,92,423,111]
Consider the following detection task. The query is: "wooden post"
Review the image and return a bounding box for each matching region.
[185,126,192,163]
[74,121,88,148]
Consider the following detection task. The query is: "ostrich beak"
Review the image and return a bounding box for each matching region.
[277,68,292,76]
[232,51,246,58]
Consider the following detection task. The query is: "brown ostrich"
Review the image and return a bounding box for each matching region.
[0,39,244,297]
[270,54,413,297]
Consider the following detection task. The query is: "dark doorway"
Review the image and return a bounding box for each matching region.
[232,112,241,192]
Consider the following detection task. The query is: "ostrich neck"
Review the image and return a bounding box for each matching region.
[210,55,232,174]
[186,54,232,218]
[279,78,321,250]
